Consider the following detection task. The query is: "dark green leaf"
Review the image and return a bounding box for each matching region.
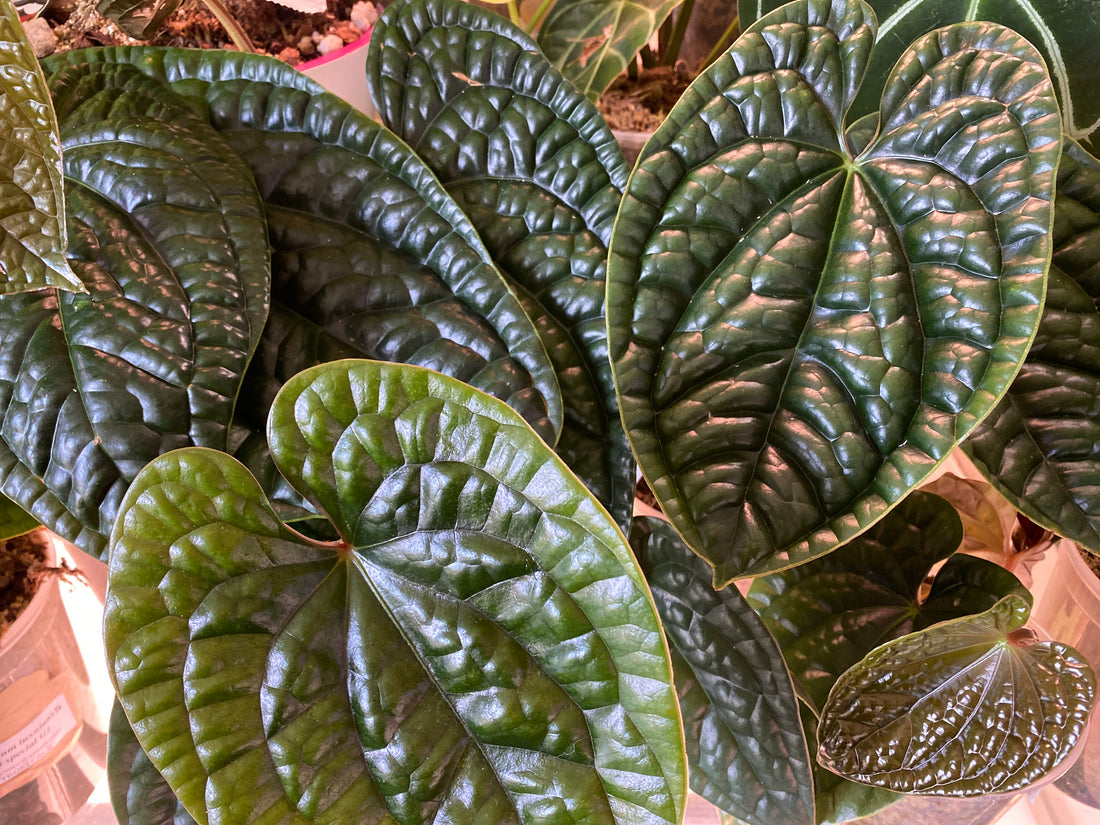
[0,60,271,557]
[537,0,683,99]
[607,0,1060,584]
[27,46,564,546]
[107,701,198,825]
[126,45,564,444]
[818,595,1096,795]
[964,140,1100,552]
[367,0,635,528]
[631,515,813,825]
[741,0,1100,144]
[748,491,1027,712]
[105,359,686,825]
[0,0,81,293]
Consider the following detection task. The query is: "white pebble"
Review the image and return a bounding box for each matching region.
[317,34,346,56]
[351,1,380,33]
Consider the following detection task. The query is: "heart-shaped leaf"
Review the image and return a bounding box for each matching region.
[741,0,1100,145]
[367,0,635,528]
[607,0,1061,584]
[0,60,271,557]
[105,359,686,825]
[818,594,1096,795]
[747,491,1028,712]
[630,515,813,825]
[964,140,1100,552]
[0,0,81,293]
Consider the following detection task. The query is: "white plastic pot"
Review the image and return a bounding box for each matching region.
[0,530,111,821]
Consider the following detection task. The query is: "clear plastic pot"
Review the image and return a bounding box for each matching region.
[0,530,111,822]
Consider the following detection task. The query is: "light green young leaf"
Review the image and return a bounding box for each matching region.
[0,0,81,293]
[105,359,687,825]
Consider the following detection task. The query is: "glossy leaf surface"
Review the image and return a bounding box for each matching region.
[0,61,270,557]
[0,0,80,293]
[367,0,635,528]
[799,704,898,825]
[536,0,683,100]
[741,0,1100,144]
[818,595,1096,794]
[46,46,562,444]
[105,359,686,825]
[631,516,812,825]
[747,491,1028,712]
[107,701,198,825]
[607,0,1060,584]
[13,46,563,549]
[964,141,1100,552]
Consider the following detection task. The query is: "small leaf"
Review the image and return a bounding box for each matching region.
[631,515,813,825]
[106,359,686,825]
[96,0,183,40]
[0,0,81,293]
[607,0,1061,583]
[0,493,37,540]
[747,491,1026,712]
[818,595,1096,795]
[537,0,683,100]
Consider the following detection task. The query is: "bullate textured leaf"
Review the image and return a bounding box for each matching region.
[741,0,1100,145]
[367,0,636,529]
[817,595,1096,795]
[0,0,81,293]
[965,140,1100,553]
[105,359,686,825]
[631,515,813,825]
[607,0,1061,584]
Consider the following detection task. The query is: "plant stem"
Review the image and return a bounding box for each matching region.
[200,0,255,53]
[525,0,555,32]
[661,0,694,66]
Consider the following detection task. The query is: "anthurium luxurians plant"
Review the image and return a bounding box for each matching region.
[0,0,1095,822]
[105,358,687,825]
[606,0,1062,585]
